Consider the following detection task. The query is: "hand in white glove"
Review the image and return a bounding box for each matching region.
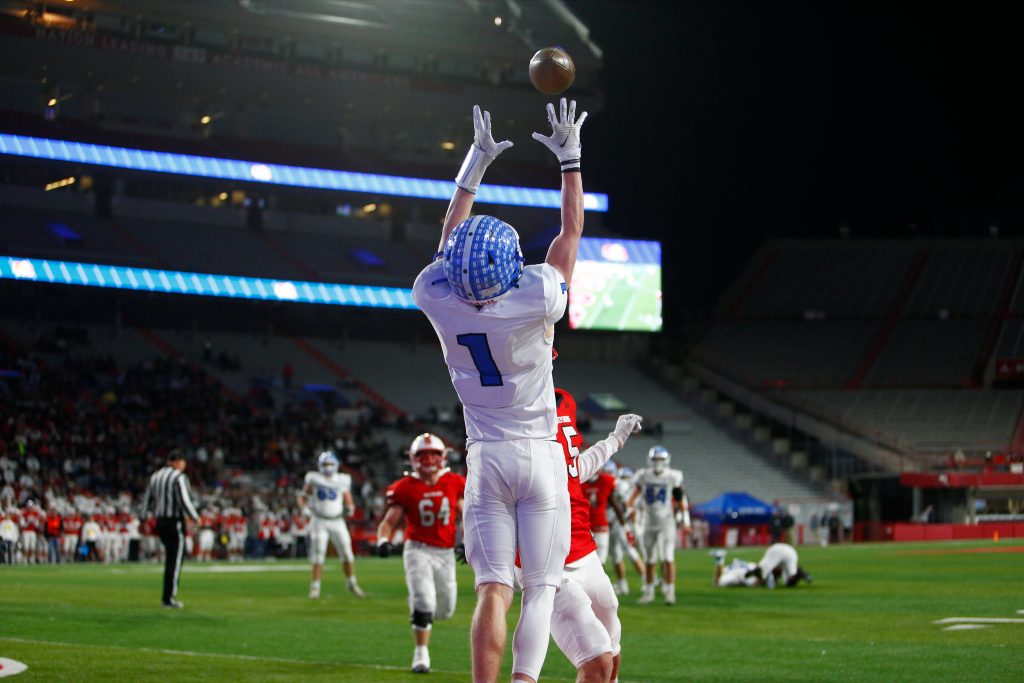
[455,104,513,193]
[611,413,643,448]
[531,97,587,172]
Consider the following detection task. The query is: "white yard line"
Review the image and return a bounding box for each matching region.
[942,624,991,631]
[111,563,310,574]
[933,618,1024,626]
[0,637,598,681]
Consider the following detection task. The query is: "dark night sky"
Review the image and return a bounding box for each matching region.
[569,1,1024,330]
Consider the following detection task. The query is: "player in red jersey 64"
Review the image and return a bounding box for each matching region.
[377,433,466,674]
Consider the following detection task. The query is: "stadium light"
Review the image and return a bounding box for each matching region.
[0,255,418,310]
[0,133,609,212]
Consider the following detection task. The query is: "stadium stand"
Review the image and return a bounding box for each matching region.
[783,389,1022,455]
[693,237,1024,473]
[734,242,916,318]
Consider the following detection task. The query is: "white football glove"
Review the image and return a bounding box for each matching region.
[531,97,587,172]
[455,104,513,193]
[610,413,643,449]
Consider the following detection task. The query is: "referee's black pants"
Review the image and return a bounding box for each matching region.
[156,517,186,604]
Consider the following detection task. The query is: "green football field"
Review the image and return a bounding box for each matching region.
[2,540,1023,682]
[571,263,662,332]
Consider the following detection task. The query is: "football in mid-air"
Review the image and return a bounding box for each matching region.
[529,46,575,95]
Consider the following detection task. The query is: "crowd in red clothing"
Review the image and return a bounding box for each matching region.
[0,325,462,564]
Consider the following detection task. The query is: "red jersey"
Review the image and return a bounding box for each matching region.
[64,514,83,535]
[515,390,597,569]
[386,470,465,549]
[582,473,616,531]
[199,513,216,529]
[556,409,598,565]
[21,509,40,533]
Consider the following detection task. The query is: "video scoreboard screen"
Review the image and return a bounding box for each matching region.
[568,237,662,332]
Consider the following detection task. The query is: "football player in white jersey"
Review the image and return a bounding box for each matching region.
[298,451,364,599]
[608,466,645,595]
[711,543,813,588]
[627,446,689,605]
[412,97,587,683]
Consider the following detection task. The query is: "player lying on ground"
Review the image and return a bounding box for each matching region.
[298,451,364,599]
[412,97,587,683]
[516,388,642,683]
[376,433,466,674]
[711,543,814,588]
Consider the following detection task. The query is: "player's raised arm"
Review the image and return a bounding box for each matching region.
[438,105,513,254]
[575,414,643,482]
[534,97,587,282]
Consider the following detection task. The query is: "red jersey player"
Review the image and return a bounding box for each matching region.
[538,389,642,683]
[377,433,466,674]
[582,468,617,563]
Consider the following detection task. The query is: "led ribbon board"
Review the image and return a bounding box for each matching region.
[0,255,417,309]
[0,133,608,212]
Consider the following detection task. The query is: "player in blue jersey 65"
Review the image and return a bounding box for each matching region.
[412,97,587,683]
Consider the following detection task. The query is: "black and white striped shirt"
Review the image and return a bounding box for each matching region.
[141,466,200,521]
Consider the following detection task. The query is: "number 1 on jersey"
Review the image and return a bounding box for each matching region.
[457,333,503,387]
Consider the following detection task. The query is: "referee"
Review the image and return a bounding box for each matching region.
[140,449,200,608]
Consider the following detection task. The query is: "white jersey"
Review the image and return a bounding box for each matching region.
[633,467,684,526]
[758,543,799,582]
[413,260,568,442]
[718,559,759,588]
[304,471,351,519]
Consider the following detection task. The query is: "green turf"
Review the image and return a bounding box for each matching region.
[2,540,1023,681]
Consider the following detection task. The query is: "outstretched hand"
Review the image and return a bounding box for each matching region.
[532,97,587,170]
[455,105,513,194]
[472,104,514,160]
[611,413,643,448]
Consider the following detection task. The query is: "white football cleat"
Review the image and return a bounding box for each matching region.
[348,582,366,599]
[412,647,430,674]
[614,579,629,596]
[637,590,654,605]
[662,585,676,605]
[308,585,320,599]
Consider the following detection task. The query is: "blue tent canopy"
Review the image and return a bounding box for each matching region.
[691,492,776,525]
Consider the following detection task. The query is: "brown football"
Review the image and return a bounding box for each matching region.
[529,46,575,95]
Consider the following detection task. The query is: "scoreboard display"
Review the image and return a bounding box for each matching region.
[568,237,662,332]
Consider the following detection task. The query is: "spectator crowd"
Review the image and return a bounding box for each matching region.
[0,325,464,565]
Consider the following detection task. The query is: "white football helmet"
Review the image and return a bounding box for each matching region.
[648,446,670,475]
[317,450,340,475]
[409,433,446,477]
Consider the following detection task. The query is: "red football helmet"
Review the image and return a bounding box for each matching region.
[409,433,446,477]
[554,387,583,450]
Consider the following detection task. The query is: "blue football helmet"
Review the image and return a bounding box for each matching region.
[443,215,524,303]
[317,451,339,475]
[648,446,670,474]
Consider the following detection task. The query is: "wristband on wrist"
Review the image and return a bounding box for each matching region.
[455,145,490,194]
